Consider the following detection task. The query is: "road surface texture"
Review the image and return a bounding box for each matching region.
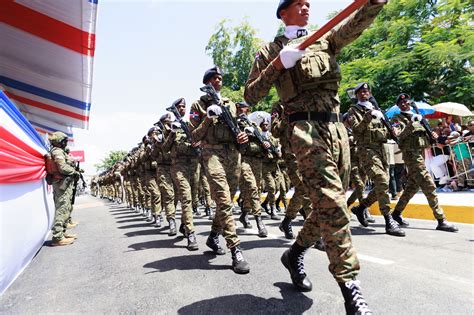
[1,195,473,314]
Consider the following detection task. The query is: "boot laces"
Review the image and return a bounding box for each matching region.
[345,280,371,314]
[296,252,306,275]
[234,250,244,262]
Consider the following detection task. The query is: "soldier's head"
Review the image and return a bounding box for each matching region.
[160,112,175,129]
[354,82,371,102]
[203,66,223,92]
[236,101,250,116]
[173,98,186,117]
[396,93,411,112]
[277,0,310,27]
[260,119,270,132]
[147,126,160,141]
[49,131,68,148]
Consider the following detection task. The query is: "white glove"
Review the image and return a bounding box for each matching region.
[371,110,385,121]
[279,45,307,69]
[411,114,422,122]
[170,122,181,133]
[156,134,164,143]
[244,126,255,135]
[207,105,222,118]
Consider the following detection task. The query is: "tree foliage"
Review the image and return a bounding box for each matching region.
[95,150,127,172]
[206,1,473,114]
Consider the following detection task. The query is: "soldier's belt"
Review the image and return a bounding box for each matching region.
[288,112,343,124]
[202,143,234,150]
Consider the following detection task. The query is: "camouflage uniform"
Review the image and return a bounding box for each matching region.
[346,136,367,207]
[164,122,199,235]
[154,130,176,220]
[48,136,78,242]
[190,94,241,248]
[245,3,385,282]
[392,113,445,219]
[143,143,161,217]
[347,103,391,215]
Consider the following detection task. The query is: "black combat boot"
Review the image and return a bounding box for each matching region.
[281,242,312,292]
[208,208,215,220]
[154,215,161,228]
[239,210,252,229]
[351,205,369,227]
[279,216,294,239]
[261,198,270,215]
[384,215,405,237]
[168,218,177,236]
[187,232,199,251]
[255,215,268,238]
[179,222,187,237]
[275,195,282,213]
[391,211,409,226]
[364,208,376,224]
[339,280,373,315]
[230,245,250,274]
[193,206,201,216]
[270,206,280,220]
[436,219,458,232]
[206,231,225,255]
[314,238,325,252]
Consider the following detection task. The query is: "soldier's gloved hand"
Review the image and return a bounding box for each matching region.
[279,45,307,69]
[170,122,181,133]
[411,114,422,122]
[207,105,222,118]
[156,134,164,143]
[236,132,249,144]
[371,110,385,121]
[244,126,255,135]
[262,141,271,149]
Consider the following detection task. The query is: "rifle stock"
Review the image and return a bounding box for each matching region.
[411,101,436,144]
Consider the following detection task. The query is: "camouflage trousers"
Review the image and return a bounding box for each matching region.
[134,176,145,208]
[284,152,312,220]
[123,178,133,207]
[289,121,359,283]
[144,171,161,214]
[199,164,213,208]
[156,165,176,220]
[394,150,445,220]
[347,158,366,207]
[52,177,74,241]
[172,158,199,234]
[358,147,391,216]
[202,145,241,248]
[131,176,140,207]
[262,161,278,206]
[139,175,151,210]
[240,156,263,216]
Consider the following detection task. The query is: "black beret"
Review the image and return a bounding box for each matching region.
[236,101,249,108]
[172,97,185,107]
[202,66,223,84]
[277,0,293,19]
[354,82,370,94]
[396,93,410,105]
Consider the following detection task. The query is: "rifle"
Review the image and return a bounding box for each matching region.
[239,114,279,157]
[154,120,165,131]
[199,84,247,150]
[368,96,399,144]
[297,0,369,49]
[71,162,85,205]
[166,102,202,156]
[411,101,436,144]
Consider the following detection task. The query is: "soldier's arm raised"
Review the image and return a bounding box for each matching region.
[189,99,212,141]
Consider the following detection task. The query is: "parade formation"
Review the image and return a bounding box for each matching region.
[44,1,467,315]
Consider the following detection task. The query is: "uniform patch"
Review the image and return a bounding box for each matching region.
[189,111,200,120]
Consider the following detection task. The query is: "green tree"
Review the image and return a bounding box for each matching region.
[206,19,280,111]
[338,0,473,112]
[95,150,127,172]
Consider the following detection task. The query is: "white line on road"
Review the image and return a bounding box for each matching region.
[357,254,395,265]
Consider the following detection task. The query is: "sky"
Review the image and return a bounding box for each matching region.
[74,0,352,175]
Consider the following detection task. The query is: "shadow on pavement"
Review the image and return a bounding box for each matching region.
[350,226,385,236]
[240,238,291,250]
[177,282,313,314]
[115,214,144,219]
[124,229,165,237]
[128,237,184,251]
[116,218,146,224]
[118,223,155,229]
[143,252,230,273]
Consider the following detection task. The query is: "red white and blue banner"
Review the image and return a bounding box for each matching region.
[0,0,98,138]
[0,90,55,294]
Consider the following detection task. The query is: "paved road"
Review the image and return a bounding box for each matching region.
[1,195,473,314]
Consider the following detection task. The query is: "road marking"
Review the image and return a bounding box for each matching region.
[357,254,394,265]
